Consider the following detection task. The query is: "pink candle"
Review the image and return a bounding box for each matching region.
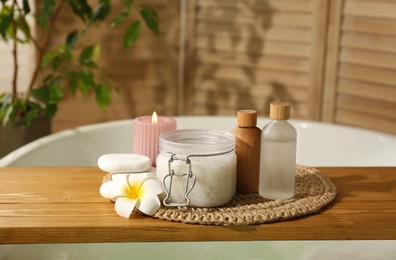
[133,112,177,166]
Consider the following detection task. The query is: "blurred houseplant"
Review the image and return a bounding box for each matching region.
[0,0,159,157]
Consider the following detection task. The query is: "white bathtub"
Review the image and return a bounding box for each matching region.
[1,116,396,167]
[1,117,396,260]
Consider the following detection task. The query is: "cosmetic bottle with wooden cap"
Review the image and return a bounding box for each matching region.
[231,110,261,193]
[259,102,297,199]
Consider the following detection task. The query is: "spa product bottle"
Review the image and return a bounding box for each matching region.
[259,102,297,199]
[232,110,261,193]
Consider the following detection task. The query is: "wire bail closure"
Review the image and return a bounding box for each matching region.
[163,154,197,207]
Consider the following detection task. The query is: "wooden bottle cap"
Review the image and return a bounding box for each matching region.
[237,110,257,127]
[269,102,291,120]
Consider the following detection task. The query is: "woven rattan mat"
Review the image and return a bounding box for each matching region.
[152,165,337,226]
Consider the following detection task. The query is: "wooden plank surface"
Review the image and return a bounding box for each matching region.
[1,167,396,244]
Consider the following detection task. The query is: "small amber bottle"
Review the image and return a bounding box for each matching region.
[231,110,261,193]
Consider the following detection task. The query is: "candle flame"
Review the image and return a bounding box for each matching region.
[152,111,158,124]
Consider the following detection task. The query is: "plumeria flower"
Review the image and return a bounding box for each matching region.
[100,173,164,218]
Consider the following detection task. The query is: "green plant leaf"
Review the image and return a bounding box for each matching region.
[16,15,31,42]
[0,93,11,109]
[91,0,110,22]
[41,51,56,69]
[79,45,97,67]
[31,91,44,104]
[48,79,64,103]
[109,0,133,28]
[79,45,94,60]
[30,87,48,103]
[66,0,92,22]
[123,0,133,9]
[0,95,16,126]
[66,30,79,49]
[22,0,31,15]
[78,70,94,95]
[0,95,50,127]
[23,107,38,126]
[2,104,14,126]
[36,0,56,30]
[0,94,15,125]
[93,45,100,61]
[110,11,128,28]
[95,84,111,111]
[140,6,159,35]
[111,0,133,28]
[0,10,12,40]
[50,54,61,71]
[31,78,64,105]
[44,104,58,117]
[67,70,79,95]
[58,45,73,65]
[15,96,27,112]
[124,21,140,49]
[0,93,6,107]
[41,45,72,71]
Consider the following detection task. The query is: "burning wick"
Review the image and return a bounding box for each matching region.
[152,111,158,124]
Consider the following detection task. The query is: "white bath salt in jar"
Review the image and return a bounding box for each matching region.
[156,129,236,207]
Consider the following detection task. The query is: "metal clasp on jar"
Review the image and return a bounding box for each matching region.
[163,154,197,207]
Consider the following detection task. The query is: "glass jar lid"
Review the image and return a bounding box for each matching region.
[159,129,235,156]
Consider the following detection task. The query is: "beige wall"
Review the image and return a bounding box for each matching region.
[0,43,35,93]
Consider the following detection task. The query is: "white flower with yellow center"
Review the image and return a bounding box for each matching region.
[100,173,164,218]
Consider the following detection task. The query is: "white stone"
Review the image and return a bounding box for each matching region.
[98,154,152,173]
[111,167,156,180]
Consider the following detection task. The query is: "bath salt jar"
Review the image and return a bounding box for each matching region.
[156,129,237,207]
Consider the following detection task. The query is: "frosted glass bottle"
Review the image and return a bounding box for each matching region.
[259,102,297,200]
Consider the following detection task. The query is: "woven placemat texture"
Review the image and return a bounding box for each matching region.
[152,165,337,226]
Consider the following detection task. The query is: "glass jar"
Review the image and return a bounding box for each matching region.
[156,129,236,207]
